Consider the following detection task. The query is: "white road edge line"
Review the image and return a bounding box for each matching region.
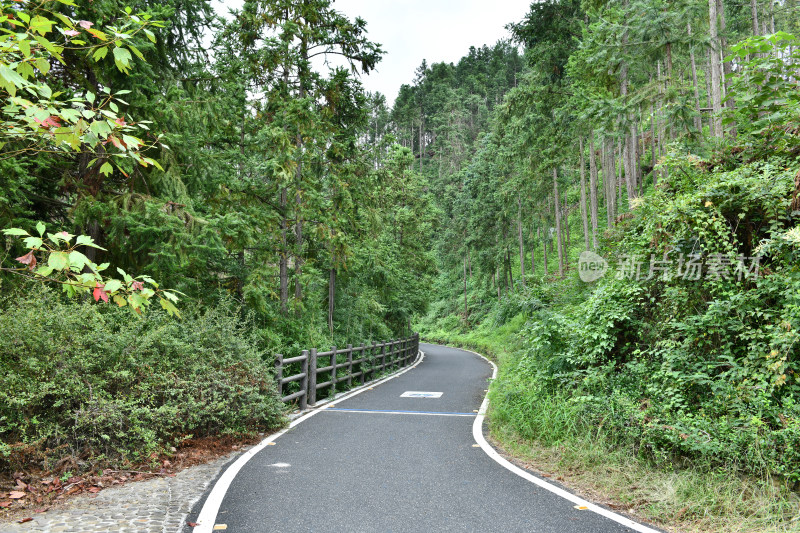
[190,350,426,533]
[324,409,475,417]
[463,347,663,533]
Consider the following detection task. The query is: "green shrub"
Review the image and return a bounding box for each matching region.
[0,290,286,473]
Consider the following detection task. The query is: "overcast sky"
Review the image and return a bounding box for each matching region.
[213,0,532,104]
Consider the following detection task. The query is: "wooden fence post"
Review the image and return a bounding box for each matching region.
[330,346,337,396]
[309,348,317,406]
[346,344,353,388]
[359,343,366,385]
[275,354,283,397]
[300,350,308,411]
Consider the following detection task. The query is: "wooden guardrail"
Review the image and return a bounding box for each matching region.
[274,333,420,410]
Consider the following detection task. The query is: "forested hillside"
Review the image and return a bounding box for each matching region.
[404,0,800,531]
[0,0,435,481]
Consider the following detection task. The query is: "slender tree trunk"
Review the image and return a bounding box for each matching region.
[602,140,614,227]
[563,190,570,246]
[589,135,599,249]
[517,195,526,286]
[579,137,590,250]
[751,0,760,36]
[294,35,310,309]
[530,225,536,276]
[650,102,657,186]
[541,224,549,277]
[709,0,724,137]
[279,188,289,314]
[506,247,514,288]
[617,139,624,209]
[704,50,714,133]
[654,63,663,184]
[553,169,564,277]
[769,0,775,33]
[688,22,703,133]
[328,266,335,334]
[419,119,424,173]
[463,251,468,319]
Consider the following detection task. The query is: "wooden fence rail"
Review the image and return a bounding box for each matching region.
[274,333,420,410]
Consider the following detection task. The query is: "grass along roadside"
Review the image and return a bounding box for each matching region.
[421,326,800,533]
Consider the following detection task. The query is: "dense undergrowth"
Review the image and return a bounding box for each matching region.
[0,291,286,474]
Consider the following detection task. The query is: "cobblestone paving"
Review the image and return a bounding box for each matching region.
[0,449,243,533]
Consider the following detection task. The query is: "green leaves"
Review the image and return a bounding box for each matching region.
[112,46,132,73]
[47,251,68,270]
[29,15,54,36]
[3,224,179,316]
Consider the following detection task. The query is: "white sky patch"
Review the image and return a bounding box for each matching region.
[211,0,531,104]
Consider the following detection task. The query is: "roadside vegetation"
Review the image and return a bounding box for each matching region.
[0,0,433,499]
[413,1,800,531]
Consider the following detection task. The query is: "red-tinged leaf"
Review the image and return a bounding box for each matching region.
[0,501,11,508]
[115,117,126,126]
[187,522,199,527]
[56,231,69,239]
[15,251,36,270]
[109,135,123,149]
[87,487,101,494]
[64,29,79,37]
[93,283,108,303]
[18,517,33,524]
[131,280,144,291]
[8,491,25,499]
[78,20,93,29]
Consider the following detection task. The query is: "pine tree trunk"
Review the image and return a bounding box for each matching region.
[751,0,760,36]
[563,190,570,247]
[617,139,624,209]
[541,224,549,277]
[704,50,714,133]
[650,102,658,186]
[517,195,526,286]
[553,169,564,277]
[419,119,424,173]
[769,0,775,33]
[709,0,724,137]
[589,135,599,249]
[463,251,468,319]
[506,247,514,288]
[688,22,703,133]
[328,266,335,334]
[279,187,289,314]
[579,137,590,250]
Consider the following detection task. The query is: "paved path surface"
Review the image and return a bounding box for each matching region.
[184,343,657,533]
[0,451,240,533]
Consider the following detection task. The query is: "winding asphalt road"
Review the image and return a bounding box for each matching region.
[184,344,661,533]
